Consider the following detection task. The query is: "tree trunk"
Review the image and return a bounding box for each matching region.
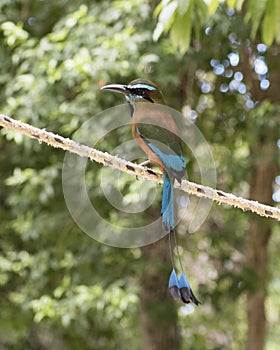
[240,42,279,350]
[139,235,180,350]
[245,143,276,350]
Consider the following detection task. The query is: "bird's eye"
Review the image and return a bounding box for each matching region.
[130,88,145,96]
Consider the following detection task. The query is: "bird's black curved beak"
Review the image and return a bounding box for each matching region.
[100,84,128,95]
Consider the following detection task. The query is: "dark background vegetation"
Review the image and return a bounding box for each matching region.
[0,1,279,349]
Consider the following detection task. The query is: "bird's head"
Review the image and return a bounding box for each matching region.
[101,79,165,110]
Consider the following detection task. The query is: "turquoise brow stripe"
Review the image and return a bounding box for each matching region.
[128,84,157,91]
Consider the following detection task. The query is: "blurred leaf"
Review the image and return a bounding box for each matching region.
[153,0,177,41]
[177,0,191,15]
[262,0,277,45]
[208,0,220,15]
[170,1,193,53]
[245,0,267,39]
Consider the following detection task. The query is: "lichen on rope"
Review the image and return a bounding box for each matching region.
[0,113,280,221]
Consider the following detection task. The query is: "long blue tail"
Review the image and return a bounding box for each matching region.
[161,171,174,231]
[162,172,201,305]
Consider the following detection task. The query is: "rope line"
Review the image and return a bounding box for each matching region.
[0,113,279,221]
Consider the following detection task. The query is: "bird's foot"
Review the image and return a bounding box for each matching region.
[136,160,152,180]
[139,160,151,167]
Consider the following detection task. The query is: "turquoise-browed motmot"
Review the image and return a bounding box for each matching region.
[101,79,200,305]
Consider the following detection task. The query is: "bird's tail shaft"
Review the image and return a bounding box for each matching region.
[162,171,184,271]
[161,171,174,231]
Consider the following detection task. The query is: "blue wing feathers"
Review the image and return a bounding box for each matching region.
[147,142,185,174]
[135,126,186,181]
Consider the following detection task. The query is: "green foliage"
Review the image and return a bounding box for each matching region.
[154,0,208,53]
[243,0,280,45]
[154,0,280,53]
[0,0,279,349]
[262,0,280,45]
[0,1,151,348]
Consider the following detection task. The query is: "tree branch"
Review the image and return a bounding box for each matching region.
[1,113,280,221]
